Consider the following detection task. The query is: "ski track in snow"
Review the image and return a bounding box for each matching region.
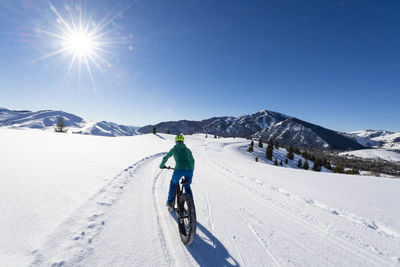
[30,152,167,267]
[205,192,218,266]
[152,171,175,266]
[27,138,400,266]
[206,144,398,266]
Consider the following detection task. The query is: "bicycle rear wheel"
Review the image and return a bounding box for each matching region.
[177,194,196,245]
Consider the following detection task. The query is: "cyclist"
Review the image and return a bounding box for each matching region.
[159,134,195,209]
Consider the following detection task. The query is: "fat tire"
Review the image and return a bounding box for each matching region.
[177,194,197,245]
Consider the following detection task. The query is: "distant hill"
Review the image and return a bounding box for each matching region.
[0,108,138,137]
[343,130,400,150]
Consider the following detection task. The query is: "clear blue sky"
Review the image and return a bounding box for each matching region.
[0,0,399,131]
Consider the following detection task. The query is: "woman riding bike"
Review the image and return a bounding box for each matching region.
[159,134,195,209]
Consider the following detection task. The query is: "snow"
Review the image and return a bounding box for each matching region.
[347,130,400,150]
[1,129,400,266]
[340,149,400,162]
[0,108,138,137]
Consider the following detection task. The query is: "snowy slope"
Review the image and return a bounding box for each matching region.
[0,108,138,137]
[371,132,400,150]
[346,130,400,150]
[340,149,400,163]
[1,129,400,266]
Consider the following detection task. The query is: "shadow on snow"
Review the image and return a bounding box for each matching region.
[170,212,240,266]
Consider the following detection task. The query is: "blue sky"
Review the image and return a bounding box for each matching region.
[0,0,399,131]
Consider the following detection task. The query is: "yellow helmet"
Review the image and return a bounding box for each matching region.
[175,134,184,142]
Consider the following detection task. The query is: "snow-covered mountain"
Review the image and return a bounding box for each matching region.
[344,130,400,150]
[0,108,138,137]
[138,110,365,150]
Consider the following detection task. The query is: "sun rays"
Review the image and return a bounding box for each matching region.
[34,1,129,88]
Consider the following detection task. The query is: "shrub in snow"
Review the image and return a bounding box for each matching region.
[258,139,263,148]
[333,162,345,173]
[345,167,360,175]
[303,161,309,170]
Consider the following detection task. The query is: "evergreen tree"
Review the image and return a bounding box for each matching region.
[280,160,283,166]
[316,158,323,168]
[248,143,254,152]
[312,161,321,172]
[152,126,156,134]
[287,145,294,160]
[285,158,288,164]
[268,138,273,147]
[274,141,279,149]
[54,115,67,133]
[274,158,278,166]
[251,140,254,147]
[255,157,258,162]
[206,134,208,138]
[266,138,274,161]
[214,134,217,138]
[303,161,309,170]
[167,129,170,134]
[258,139,263,148]
[324,161,332,170]
[298,159,302,168]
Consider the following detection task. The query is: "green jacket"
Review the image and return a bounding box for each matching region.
[160,142,195,170]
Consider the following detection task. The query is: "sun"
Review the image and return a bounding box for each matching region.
[34,1,128,88]
[64,31,96,57]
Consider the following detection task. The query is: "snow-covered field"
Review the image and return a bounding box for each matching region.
[340,149,400,163]
[1,129,400,266]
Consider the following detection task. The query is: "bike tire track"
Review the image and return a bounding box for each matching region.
[153,167,196,267]
[206,192,219,266]
[30,153,167,267]
[208,153,390,266]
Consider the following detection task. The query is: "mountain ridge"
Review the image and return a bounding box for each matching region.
[138,109,365,150]
[1,107,398,150]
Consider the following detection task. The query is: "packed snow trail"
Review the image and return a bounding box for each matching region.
[29,134,400,266]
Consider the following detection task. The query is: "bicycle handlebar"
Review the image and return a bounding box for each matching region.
[162,166,175,170]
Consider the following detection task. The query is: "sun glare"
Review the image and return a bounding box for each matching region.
[34,1,130,88]
[64,31,95,56]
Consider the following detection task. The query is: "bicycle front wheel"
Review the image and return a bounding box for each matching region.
[177,194,196,245]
